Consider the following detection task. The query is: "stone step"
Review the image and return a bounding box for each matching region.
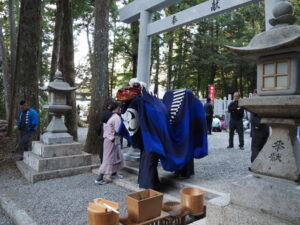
[32,141,82,158]
[23,151,92,172]
[16,160,99,183]
[206,195,295,225]
[122,165,226,201]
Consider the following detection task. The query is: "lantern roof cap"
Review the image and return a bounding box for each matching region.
[226,0,299,57]
[42,71,77,92]
[226,25,300,56]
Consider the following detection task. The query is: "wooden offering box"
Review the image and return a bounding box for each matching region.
[125,189,163,222]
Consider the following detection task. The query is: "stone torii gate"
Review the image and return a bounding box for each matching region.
[119,0,281,88]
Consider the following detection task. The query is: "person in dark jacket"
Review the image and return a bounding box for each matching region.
[17,100,39,156]
[250,90,269,163]
[204,98,214,135]
[227,92,244,150]
[250,113,269,162]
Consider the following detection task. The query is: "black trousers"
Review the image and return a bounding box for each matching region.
[176,158,194,178]
[206,116,213,134]
[138,149,160,189]
[19,130,33,153]
[229,119,244,147]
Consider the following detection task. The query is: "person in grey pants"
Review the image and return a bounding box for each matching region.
[227,92,244,150]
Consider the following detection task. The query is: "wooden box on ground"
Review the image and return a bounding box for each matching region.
[125,189,163,222]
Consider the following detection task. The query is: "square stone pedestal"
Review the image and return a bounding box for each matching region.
[206,174,300,225]
[17,141,98,183]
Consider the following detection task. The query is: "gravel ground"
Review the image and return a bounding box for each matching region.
[79,127,252,193]
[0,163,131,225]
[159,130,252,193]
[0,207,14,225]
[0,128,252,224]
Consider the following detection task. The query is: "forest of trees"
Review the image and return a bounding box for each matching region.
[0,0,299,153]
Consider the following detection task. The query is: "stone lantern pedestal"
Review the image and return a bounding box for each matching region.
[17,71,97,183]
[206,1,300,224]
[206,96,300,225]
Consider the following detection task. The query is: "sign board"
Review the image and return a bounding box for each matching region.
[208,84,216,104]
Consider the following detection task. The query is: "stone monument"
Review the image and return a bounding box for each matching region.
[17,71,97,183]
[206,1,300,224]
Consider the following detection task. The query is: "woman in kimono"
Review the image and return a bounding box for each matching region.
[95,100,125,185]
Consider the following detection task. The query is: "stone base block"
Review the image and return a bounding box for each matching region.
[16,160,99,183]
[32,141,82,158]
[207,198,294,225]
[23,151,92,172]
[231,174,300,224]
[206,175,300,225]
[41,132,73,145]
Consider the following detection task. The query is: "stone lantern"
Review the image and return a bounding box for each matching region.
[227,0,300,181]
[41,71,76,144]
[205,1,300,225]
[17,71,95,183]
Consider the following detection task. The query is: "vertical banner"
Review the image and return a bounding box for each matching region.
[208,84,216,104]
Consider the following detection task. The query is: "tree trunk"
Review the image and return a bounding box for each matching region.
[167,32,174,91]
[8,0,17,99]
[239,66,243,97]
[6,0,18,133]
[130,21,139,78]
[154,37,160,96]
[7,0,42,137]
[59,0,78,141]
[84,0,109,154]
[0,26,10,120]
[50,0,63,81]
[110,22,116,96]
[86,18,93,66]
[220,67,228,97]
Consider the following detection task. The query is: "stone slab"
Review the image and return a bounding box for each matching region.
[23,151,92,172]
[189,218,206,225]
[16,160,99,183]
[41,132,73,145]
[230,174,300,225]
[32,141,82,158]
[207,194,295,225]
[239,95,300,118]
[123,164,226,201]
[0,195,37,225]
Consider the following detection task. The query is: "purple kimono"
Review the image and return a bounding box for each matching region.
[98,113,125,174]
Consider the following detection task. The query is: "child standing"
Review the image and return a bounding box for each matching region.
[95,100,125,185]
